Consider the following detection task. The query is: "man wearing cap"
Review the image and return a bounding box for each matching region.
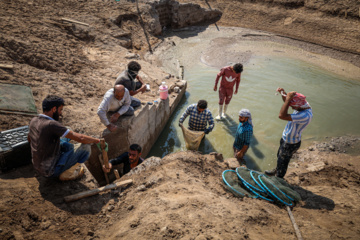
[233,109,253,165]
[265,87,313,178]
[213,63,243,120]
[115,61,146,108]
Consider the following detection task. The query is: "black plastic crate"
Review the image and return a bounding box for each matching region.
[0,126,32,172]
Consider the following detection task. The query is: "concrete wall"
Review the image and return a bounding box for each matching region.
[85,80,187,186]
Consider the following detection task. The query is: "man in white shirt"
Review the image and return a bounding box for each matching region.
[97,84,134,132]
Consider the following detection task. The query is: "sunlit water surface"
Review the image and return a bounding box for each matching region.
[148,55,360,171]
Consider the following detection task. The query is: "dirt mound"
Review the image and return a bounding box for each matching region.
[0,137,360,239]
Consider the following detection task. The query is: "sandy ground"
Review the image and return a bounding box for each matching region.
[1,0,360,239]
[0,136,359,239]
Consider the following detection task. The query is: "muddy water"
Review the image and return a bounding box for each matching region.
[148,27,360,171]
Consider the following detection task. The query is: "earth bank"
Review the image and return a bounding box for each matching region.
[1,0,360,239]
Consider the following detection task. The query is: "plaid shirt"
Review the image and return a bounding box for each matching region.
[233,121,253,150]
[179,104,214,132]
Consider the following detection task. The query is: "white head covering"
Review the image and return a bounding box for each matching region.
[239,108,253,126]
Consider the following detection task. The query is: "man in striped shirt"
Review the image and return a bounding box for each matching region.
[179,100,215,134]
[265,88,313,178]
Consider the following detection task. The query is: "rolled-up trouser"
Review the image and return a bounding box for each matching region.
[51,141,91,177]
[276,138,301,178]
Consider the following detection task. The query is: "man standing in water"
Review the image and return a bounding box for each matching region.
[265,88,313,178]
[233,109,253,166]
[213,63,243,120]
[179,100,215,135]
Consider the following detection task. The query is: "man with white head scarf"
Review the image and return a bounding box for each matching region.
[265,87,313,178]
[233,108,253,165]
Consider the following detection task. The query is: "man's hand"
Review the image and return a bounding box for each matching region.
[110,113,120,123]
[179,122,183,127]
[236,151,244,159]
[106,123,118,132]
[139,84,147,93]
[286,91,297,101]
[102,162,113,173]
[234,90,238,95]
[213,86,217,91]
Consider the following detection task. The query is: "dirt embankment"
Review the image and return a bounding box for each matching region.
[0,136,359,239]
[181,0,360,55]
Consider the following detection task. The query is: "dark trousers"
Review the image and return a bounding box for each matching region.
[276,138,301,178]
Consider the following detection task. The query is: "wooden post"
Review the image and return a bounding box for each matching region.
[98,154,109,184]
[114,169,120,179]
[286,206,303,240]
[64,179,132,202]
[0,64,14,69]
[100,138,109,169]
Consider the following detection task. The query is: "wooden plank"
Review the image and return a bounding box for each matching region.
[286,206,303,240]
[64,179,133,202]
[98,154,109,184]
[61,18,89,26]
[114,169,120,179]
[0,64,14,69]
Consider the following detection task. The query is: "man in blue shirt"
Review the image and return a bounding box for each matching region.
[233,109,253,165]
[265,88,313,178]
[179,100,215,134]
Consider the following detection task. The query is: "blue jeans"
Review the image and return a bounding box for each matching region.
[51,140,91,177]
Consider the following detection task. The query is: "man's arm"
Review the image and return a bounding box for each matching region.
[65,131,100,144]
[214,69,224,91]
[97,97,111,126]
[279,91,296,121]
[234,74,241,94]
[205,111,215,132]
[179,105,191,124]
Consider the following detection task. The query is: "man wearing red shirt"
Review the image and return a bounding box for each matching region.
[213,63,243,120]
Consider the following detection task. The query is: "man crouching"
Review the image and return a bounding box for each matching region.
[28,95,101,181]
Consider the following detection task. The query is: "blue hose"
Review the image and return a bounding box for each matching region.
[222,170,248,198]
[258,174,294,206]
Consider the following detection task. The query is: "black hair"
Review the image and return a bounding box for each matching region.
[42,95,65,112]
[130,144,142,153]
[233,63,243,74]
[197,100,208,109]
[127,61,141,72]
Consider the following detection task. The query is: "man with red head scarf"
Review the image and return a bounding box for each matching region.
[265,87,313,178]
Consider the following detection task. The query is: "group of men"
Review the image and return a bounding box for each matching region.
[179,63,313,178]
[27,60,312,182]
[28,61,146,180]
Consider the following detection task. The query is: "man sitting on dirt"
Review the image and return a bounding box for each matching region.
[102,144,144,176]
[28,95,101,181]
[97,84,134,132]
[115,61,147,109]
[213,63,243,120]
[233,109,253,166]
[265,88,313,178]
[179,100,215,135]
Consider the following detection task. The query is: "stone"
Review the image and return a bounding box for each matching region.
[224,158,240,169]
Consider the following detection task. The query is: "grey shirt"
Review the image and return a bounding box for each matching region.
[97,88,131,126]
[115,70,136,92]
